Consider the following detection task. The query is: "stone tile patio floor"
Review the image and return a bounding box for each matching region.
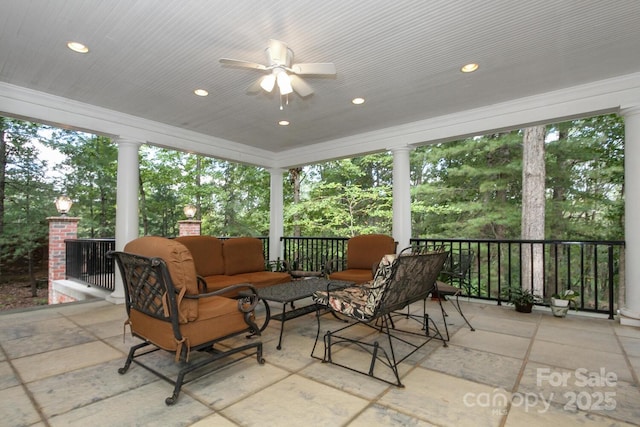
[1,297,639,426]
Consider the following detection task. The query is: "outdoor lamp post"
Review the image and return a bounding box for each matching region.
[183,204,197,219]
[55,195,73,216]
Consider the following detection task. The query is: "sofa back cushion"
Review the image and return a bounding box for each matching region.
[175,236,225,277]
[223,237,265,275]
[124,236,199,322]
[347,234,396,270]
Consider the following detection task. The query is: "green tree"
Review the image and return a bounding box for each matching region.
[287,154,393,236]
[46,132,117,237]
[412,131,523,239]
[1,118,56,294]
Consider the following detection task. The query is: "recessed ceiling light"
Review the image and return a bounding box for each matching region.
[461,63,479,73]
[278,120,290,126]
[67,41,89,54]
[352,97,365,105]
[194,89,209,96]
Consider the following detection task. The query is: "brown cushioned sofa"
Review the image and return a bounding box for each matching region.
[175,235,291,294]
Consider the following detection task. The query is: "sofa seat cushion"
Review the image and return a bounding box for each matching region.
[202,275,251,293]
[202,272,291,296]
[329,269,374,284]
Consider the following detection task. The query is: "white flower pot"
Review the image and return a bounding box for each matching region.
[551,298,570,307]
[551,305,569,317]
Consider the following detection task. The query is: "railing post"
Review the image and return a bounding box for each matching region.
[47,216,80,304]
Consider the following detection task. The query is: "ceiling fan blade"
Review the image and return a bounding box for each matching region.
[246,77,263,94]
[219,58,268,71]
[291,62,336,75]
[289,75,314,97]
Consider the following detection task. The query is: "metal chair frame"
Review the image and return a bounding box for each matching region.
[109,251,265,405]
[313,248,448,387]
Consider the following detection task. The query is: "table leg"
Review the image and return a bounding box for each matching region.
[276,303,287,350]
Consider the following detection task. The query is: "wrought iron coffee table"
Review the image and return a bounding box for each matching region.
[243,278,352,350]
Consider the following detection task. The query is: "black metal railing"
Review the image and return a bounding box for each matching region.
[63,236,624,318]
[280,236,348,273]
[411,238,624,319]
[65,238,116,291]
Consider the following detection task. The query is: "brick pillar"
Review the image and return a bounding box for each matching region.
[178,220,202,236]
[47,216,80,304]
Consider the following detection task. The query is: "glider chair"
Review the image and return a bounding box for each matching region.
[313,247,448,386]
[434,250,476,339]
[328,234,397,284]
[109,236,265,405]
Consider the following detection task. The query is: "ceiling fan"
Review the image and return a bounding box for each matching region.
[219,39,336,102]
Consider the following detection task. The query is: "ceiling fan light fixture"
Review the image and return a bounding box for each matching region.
[277,72,293,95]
[461,63,479,73]
[260,74,276,92]
[67,41,89,53]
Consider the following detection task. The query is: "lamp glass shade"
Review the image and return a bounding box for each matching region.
[260,74,276,92]
[183,204,197,219]
[55,195,73,215]
[277,72,293,95]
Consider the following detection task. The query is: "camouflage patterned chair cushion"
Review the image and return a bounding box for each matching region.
[314,254,396,321]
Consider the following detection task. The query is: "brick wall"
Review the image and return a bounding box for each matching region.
[178,220,201,236]
[47,216,79,304]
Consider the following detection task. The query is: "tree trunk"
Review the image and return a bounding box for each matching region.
[289,167,302,237]
[521,125,546,296]
[139,174,149,235]
[0,124,6,278]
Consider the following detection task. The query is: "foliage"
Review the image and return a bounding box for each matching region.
[138,147,270,237]
[411,132,524,239]
[410,115,624,241]
[0,118,57,294]
[551,289,580,300]
[500,286,541,306]
[286,154,393,236]
[45,131,117,237]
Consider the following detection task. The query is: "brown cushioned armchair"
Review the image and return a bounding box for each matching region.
[328,234,397,284]
[109,236,264,405]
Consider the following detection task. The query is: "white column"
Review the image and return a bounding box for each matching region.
[391,146,413,252]
[621,106,640,326]
[269,168,285,262]
[108,138,141,304]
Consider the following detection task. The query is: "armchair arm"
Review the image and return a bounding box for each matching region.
[183,283,261,313]
[196,275,207,293]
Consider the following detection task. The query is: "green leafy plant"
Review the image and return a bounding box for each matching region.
[500,286,541,310]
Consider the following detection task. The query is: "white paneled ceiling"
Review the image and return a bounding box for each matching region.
[1,0,640,167]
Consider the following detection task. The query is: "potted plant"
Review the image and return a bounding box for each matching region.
[549,289,579,317]
[501,286,541,313]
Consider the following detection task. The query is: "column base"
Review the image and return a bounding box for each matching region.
[619,307,640,327]
[106,292,126,305]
